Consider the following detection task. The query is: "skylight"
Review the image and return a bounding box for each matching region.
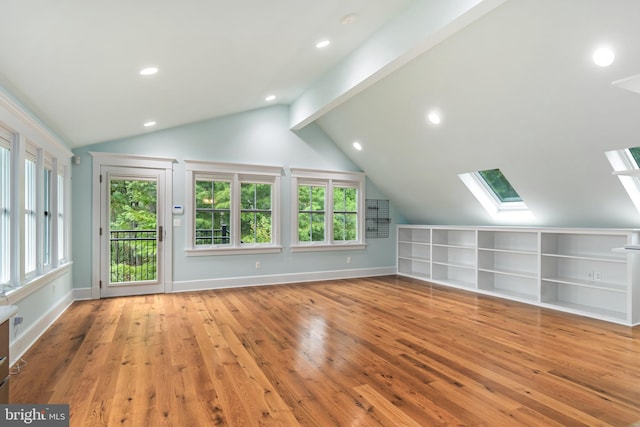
[605,146,640,213]
[459,168,533,221]
[477,169,522,202]
[629,146,640,167]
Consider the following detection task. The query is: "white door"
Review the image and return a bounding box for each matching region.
[99,166,166,297]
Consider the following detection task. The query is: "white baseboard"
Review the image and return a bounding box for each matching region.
[73,287,93,300]
[172,267,395,293]
[10,289,75,364]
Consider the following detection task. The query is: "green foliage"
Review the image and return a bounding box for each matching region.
[333,187,358,241]
[109,179,157,283]
[240,183,272,243]
[298,185,326,242]
[110,180,157,229]
[478,169,521,202]
[195,180,232,245]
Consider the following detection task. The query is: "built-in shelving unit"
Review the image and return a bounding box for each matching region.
[397,226,640,325]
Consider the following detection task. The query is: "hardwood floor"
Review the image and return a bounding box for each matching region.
[10,275,640,426]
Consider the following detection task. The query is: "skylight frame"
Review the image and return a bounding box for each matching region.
[605,146,640,214]
[459,168,533,221]
[476,168,523,204]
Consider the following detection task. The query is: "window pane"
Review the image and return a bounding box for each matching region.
[195,180,213,208]
[311,186,325,211]
[43,168,51,266]
[344,188,357,211]
[333,186,358,241]
[240,183,272,244]
[241,212,272,243]
[629,146,640,167]
[312,214,325,241]
[57,173,64,261]
[0,146,10,285]
[334,187,345,211]
[24,159,36,274]
[477,169,522,203]
[214,181,231,208]
[195,179,231,246]
[298,184,325,242]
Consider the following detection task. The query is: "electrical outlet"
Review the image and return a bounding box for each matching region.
[14,316,23,326]
[255,261,261,269]
[346,256,351,264]
[594,271,602,281]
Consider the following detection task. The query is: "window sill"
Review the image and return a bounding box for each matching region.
[291,243,367,253]
[0,262,73,305]
[185,246,283,256]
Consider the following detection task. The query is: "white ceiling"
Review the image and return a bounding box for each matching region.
[316,0,640,227]
[0,0,412,147]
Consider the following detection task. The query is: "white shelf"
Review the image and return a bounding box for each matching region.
[479,287,538,303]
[542,252,626,263]
[432,261,476,270]
[541,276,626,293]
[541,300,627,323]
[397,225,640,326]
[478,267,537,279]
[479,247,537,255]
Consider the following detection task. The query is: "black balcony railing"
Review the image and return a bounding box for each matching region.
[110,229,157,283]
[195,224,230,246]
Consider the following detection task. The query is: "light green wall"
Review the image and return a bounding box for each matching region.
[72,105,404,289]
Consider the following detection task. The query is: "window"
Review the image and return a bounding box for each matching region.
[240,182,272,244]
[43,162,52,268]
[459,168,534,221]
[291,168,366,251]
[605,146,640,213]
[57,169,66,262]
[0,134,11,287]
[477,169,522,203]
[629,146,640,167]
[0,95,71,297]
[297,184,326,243]
[333,186,358,241]
[186,161,281,255]
[195,178,231,245]
[24,154,37,276]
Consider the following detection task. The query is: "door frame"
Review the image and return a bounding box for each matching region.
[90,152,175,299]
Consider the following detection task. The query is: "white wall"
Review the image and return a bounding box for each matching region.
[71,105,405,291]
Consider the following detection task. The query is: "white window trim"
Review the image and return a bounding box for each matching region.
[0,129,71,298]
[459,172,534,221]
[290,168,366,252]
[185,160,282,256]
[606,148,640,213]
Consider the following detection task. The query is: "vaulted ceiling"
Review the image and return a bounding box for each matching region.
[0,0,413,146]
[2,0,640,228]
[314,0,640,227]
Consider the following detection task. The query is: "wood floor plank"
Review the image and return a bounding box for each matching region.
[9,276,640,426]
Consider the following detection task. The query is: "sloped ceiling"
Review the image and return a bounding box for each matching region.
[0,0,413,146]
[314,0,640,228]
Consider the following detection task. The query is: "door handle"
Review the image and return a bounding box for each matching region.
[158,226,163,242]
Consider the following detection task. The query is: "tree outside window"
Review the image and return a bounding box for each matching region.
[298,185,325,242]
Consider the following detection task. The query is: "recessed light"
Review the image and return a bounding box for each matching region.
[140,67,159,76]
[428,112,441,125]
[353,141,362,151]
[265,94,276,102]
[593,47,615,67]
[316,40,331,49]
[143,121,156,127]
[341,14,357,25]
